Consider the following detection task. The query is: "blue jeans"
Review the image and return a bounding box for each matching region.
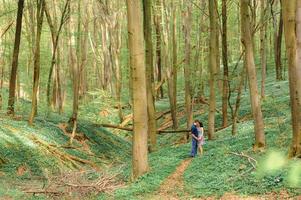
[190,139,198,157]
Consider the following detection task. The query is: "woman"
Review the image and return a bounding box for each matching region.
[197,122,205,155]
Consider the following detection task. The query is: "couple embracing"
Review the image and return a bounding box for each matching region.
[190,120,205,157]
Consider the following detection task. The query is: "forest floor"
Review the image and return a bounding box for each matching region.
[1,71,301,199]
[139,157,294,200]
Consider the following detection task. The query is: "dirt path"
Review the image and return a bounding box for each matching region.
[149,158,192,200]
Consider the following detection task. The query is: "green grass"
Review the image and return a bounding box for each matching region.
[0,60,299,200]
[99,70,301,199]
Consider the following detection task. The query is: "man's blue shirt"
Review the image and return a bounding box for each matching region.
[191,124,198,140]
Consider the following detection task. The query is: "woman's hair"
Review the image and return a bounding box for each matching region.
[194,119,203,127]
[199,121,203,127]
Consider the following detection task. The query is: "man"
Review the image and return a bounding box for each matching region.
[190,120,200,157]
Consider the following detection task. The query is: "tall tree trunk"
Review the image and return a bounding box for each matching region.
[208,0,218,140]
[260,0,267,99]
[240,0,265,149]
[221,0,229,128]
[45,0,70,110]
[183,1,193,141]
[232,67,246,135]
[154,0,163,99]
[276,6,284,80]
[171,1,178,129]
[282,0,301,157]
[7,0,24,114]
[126,0,149,179]
[165,0,178,130]
[143,0,157,152]
[70,0,81,123]
[28,0,45,125]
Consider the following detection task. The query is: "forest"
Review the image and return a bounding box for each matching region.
[0,0,301,199]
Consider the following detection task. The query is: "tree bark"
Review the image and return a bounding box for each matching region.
[28,0,45,125]
[143,0,157,152]
[260,0,267,99]
[282,0,301,157]
[45,0,70,111]
[208,0,218,140]
[7,0,24,114]
[275,1,284,80]
[240,0,265,149]
[183,1,193,140]
[154,0,163,99]
[232,68,246,135]
[221,0,229,128]
[70,0,81,124]
[126,0,149,179]
[167,1,178,129]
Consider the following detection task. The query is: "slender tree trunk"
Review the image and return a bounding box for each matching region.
[126,0,149,179]
[70,0,81,123]
[45,0,70,110]
[28,0,45,125]
[276,7,283,80]
[183,1,193,141]
[7,0,24,114]
[208,0,218,140]
[232,68,246,135]
[260,0,267,99]
[282,0,301,157]
[154,0,163,99]
[143,0,157,152]
[221,0,229,128]
[165,1,178,130]
[240,0,265,149]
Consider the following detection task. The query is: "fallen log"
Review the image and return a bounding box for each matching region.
[96,124,133,131]
[158,129,190,134]
[156,105,185,120]
[24,190,63,194]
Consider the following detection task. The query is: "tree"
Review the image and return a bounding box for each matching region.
[28,0,45,125]
[240,0,265,149]
[221,0,229,128]
[167,0,178,130]
[208,0,218,140]
[282,0,301,157]
[126,0,149,179]
[260,0,267,99]
[183,1,193,139]
[7,0,24,114]
[45,0,70,112]
[143,0,157,152]
[272,0,284,80]
[154,0,163,99]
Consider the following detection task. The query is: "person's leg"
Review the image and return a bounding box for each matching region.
[200,146,203,155]
[194,140,198,156]
[190,139,197,157]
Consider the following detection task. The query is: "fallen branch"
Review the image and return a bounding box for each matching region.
[30,135,99,170]
[229,152,257,169]
[156,105,185,120]
[158,129,190,134]
[96,123,133,131]
[24,190,63,195]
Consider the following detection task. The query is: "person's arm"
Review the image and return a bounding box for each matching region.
[199,127,204,141]
[191,133,198,140]
[191,126,198,140]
